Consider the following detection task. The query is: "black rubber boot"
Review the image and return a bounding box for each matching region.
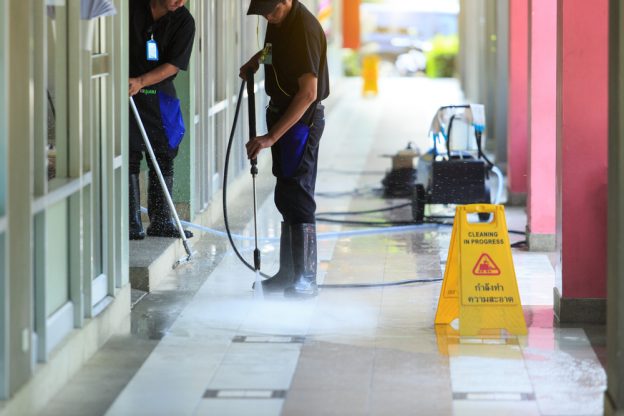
[284,223,318,298]
[146,171,193,239]
[253,222,294,292]
[129,173,146,240]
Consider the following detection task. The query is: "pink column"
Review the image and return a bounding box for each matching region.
[556,0,608,320]
[527,0,557,248]
[507,0,529,202]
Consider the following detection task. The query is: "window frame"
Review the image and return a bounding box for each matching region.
[0,0,8,400]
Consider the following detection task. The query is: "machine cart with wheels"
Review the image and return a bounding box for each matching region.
[412,104,497,223]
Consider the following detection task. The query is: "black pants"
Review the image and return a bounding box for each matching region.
[269,104,325,224]
[128,82,181,176]
[129,150,175,177]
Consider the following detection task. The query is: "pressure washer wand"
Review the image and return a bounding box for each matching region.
[129,96,193,268]
[246,69,261,274]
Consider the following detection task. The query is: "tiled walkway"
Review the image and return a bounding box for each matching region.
[48,78,606,416]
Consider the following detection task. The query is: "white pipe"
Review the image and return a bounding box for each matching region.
[490,165,505,205]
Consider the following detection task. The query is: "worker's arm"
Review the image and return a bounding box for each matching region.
[129,63,180,96]
[245,73,317,160]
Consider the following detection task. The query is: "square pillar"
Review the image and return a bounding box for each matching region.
[342,0,360,49]
[605,0,624,413]
[526,0,557,251]
[7,0,34,395]
[555,0,608,323]
[507,0,529,205]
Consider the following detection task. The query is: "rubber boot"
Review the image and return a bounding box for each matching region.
[253,222,294,292]
[284,223,318,298]
[146,171,193,238]
[129,173,146,240]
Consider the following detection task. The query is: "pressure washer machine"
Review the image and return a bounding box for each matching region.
[411,104,498,223]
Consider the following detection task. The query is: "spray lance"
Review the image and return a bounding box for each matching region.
[246,70,262,286]
[222,71,273,296]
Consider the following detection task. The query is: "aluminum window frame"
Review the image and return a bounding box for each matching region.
[0,0,8,400]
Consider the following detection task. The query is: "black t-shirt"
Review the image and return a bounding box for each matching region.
[264,0,330,114]
[129,0,195,86]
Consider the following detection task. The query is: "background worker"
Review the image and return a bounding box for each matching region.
[128,0,195,240]
[241,0,330,298]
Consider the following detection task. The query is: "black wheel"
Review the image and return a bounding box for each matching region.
[478,182,492,222]
[412,184,426,223]
[478,212,491,222]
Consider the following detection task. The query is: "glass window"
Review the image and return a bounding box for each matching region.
[46,4,68,182]
[0,232,5,397]
[44,201,69,317]
[215,1,227,102]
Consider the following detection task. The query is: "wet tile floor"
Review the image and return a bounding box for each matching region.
[49,78,607,416]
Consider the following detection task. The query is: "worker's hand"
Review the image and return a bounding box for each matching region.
[129,77,144,96]
[239,56,260,81]
[245,134,276,160]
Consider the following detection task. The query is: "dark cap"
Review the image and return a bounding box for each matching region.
[247,0,282,16]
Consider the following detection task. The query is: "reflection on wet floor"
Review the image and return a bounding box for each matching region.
[106,199,606,416]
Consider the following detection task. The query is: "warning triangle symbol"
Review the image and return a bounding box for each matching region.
[472,253,501,276]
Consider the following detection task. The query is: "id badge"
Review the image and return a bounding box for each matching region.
[146,38,159,61]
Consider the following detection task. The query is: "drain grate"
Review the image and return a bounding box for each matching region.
[458,337,520,345]
[232,335,305,344]
[203,389,287,399]
[453,392,535,401]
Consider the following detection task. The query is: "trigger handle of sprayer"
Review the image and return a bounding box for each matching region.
[254,248,261,271]
[246,68,258,170]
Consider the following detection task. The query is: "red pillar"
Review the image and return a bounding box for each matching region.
[342,0,360,49]
[556,0,608,322]
[507,0,529,203]
[527,0,557,249]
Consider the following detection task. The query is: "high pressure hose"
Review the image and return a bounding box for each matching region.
[223,80,271,279]
[222,79,442,288]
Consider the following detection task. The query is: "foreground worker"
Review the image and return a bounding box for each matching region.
[128,0,195,240]
[241,0,330,298]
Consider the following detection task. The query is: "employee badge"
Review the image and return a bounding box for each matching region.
[146,35,159,61]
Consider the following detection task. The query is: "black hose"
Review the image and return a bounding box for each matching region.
[222,80,271,279]
[322,278,442,288]
[316,202,412,216]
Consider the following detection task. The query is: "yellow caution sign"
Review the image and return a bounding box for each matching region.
[435,204,527,336]
[362,55,379,96]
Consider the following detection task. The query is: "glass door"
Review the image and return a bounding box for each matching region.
[89,17,114,312]
[90,20,106,309]
[36,0,74,361]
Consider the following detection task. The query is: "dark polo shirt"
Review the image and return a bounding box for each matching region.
[264,0,330,116]
[128,0,195,154]
[129,0,195,85]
